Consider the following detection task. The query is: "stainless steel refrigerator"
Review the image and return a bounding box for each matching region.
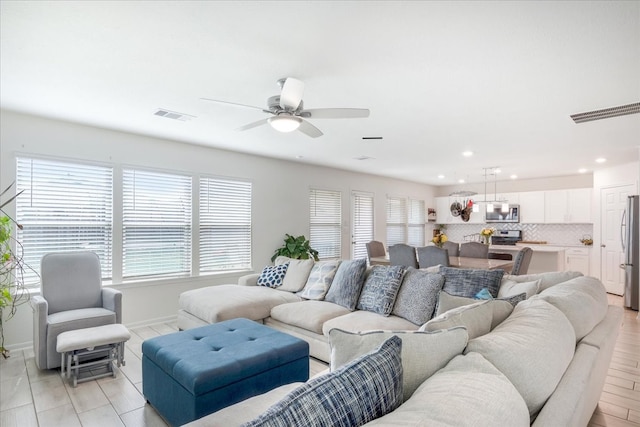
[622,195,639,310]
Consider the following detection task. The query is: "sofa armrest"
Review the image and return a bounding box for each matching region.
[31,295,48,370]
[238,273,260,286]
[102,287,123,323]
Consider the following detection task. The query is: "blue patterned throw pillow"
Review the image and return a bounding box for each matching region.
[325,258,367,310]
[357,265,406,315]
[440,267,504,298]
[392,268,446,325]
[242,336,403,427]
[257,263,289,288]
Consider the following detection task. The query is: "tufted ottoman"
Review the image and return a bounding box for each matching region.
[142,318,309,426]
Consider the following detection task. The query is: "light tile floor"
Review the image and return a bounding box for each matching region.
[1,296,638,426]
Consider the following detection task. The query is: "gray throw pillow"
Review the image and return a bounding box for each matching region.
[357,265,406,315]
[242,336,403,427]
[391,268,445,325]
[325,259,367,310]
[440,267,504,298]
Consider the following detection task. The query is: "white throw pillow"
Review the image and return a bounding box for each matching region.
[503,271,582,292]
[275,256,315,292]
[432,291,515,331]
[498,278,540,299]
[328,327,468,401]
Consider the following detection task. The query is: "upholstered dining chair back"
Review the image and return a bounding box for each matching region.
[459,241,489,259]
[417,246,450,269]
[366,240,386,261]
[388,244,418,269]
[442,241,460,257]
[32,251,122,370]
[511,247,533,275]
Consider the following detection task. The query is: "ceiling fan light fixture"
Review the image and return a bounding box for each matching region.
[268,115,301,133]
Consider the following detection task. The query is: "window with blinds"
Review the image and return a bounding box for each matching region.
[122,169,191,280]
[309,189,341,259]
[15,157,113,287]
[386,196,407,246]
[352,192,374,260]
[408,198,426,246]
[200,177,252,272]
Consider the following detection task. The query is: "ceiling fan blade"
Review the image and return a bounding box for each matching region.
[297,119,323,138]
[236,118,269,131]
[300,108,370,119]
[279,78,305,110]
[201,98,269,113]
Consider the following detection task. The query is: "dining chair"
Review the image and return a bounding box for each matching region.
[366,240,386,265]
[488,252,513,260]
[511,247,533,275]
[459,242,489,259]
[417,246,450,269]
[32,251,122,369]
[442,241,460,257]
[388,244,418,269]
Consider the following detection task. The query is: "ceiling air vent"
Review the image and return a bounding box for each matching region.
[570,102,640,123]
[154,109,196,121]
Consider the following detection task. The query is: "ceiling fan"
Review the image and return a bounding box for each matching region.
[201,77,370,138]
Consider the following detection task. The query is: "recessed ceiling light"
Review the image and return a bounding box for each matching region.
[458,179,465,184]
[495,168,502,174]
[595,157,607,163]
[510,174,518,179]
[462,151,473,157]
[578,168,588,173]
[437,174,445,179]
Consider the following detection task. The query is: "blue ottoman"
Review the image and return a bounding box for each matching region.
[142,318,309,426]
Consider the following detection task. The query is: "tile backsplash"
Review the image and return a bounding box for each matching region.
[429,223,593,246]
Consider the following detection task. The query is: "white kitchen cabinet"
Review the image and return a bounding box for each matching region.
[518,191,545,223]
[565,247,590,275]
[544,188,592,223]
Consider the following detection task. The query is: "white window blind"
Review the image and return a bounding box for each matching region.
[386,196,407,246]
[122,169,191,280]
[408,198,426,246]
[352,192,374,260]
[200,177,252,272]
[16,157,113,287]
[310,189,342,259]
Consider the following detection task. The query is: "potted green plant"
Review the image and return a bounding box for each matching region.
[271,234,319,263]
[0,182,30,358]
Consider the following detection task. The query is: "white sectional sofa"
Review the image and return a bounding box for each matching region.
[177,258,622,426]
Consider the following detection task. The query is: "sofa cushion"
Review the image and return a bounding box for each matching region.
[274,256,315,292]
[465,298,576,417]
[422,299,512,339]
[433,291,515,330]
[179,285,301,324]
[325,259,367,310]
[356,265,406,316]
[297,260,341,300]
[328,327,467,401]
[257,263,289,288]
[366,352,530,427]
[532,276,608,340]
[391,268,444,325]
[322,310,419,336]
[270,301,351,335]
[503,271,583,292]
[498,277,540,299]
[440,267,504,298]
[242,336,403,427]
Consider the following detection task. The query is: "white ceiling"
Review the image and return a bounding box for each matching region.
[1,1,639,185]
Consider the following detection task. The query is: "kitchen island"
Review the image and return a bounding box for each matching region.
[490,244,567,274]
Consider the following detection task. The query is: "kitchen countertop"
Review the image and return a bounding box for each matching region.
[490,244,593,252]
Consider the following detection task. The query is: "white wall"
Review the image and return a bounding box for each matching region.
[436,174,594,197]
[592,161,640,279]
[0,110,435,350]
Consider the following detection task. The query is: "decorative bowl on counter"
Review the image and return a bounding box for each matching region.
[579,235,593,246]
